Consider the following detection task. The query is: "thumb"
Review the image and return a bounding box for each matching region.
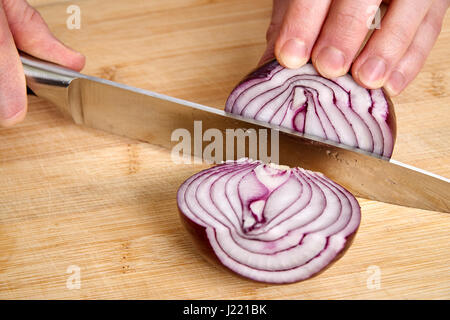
[0,1,26,127]
[3,0,85,71]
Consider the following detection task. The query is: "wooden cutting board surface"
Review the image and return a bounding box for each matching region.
[0,0,449,299]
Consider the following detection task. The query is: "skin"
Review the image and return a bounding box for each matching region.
[260,0,449,96]
[0,0,84,127]
[1,1,447,127]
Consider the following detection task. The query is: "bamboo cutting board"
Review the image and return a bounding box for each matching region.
[0,0,449,299]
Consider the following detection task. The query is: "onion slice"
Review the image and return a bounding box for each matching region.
[177,159,361,283]
[225,60,396,157]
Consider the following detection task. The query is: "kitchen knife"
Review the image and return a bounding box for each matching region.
[20,52,450,213]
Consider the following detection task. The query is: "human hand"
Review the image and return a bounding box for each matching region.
[260,0,449,96]
[0,0,85,127]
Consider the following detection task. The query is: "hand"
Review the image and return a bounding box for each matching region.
[0,0,85,127]
[260,0,449,96]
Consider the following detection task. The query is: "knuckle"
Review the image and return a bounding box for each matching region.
[0,102,25,124]
[21,5,43,25]
[387,24,412,48]
[7,3,43,32]
[425,18,443,38]
[279,0,314,36]
[266,22,279,42]
[0,90,27,123]
[289,0,314,17]
[320,10,371,51]
[409,43,429,63]
[333,10,368,31]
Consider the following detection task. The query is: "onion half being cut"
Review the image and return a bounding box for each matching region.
[177,159,361,283]
[225,60,396,158]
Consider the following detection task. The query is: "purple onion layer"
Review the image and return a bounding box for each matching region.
[225,60,396,158]
[177,159,361,284]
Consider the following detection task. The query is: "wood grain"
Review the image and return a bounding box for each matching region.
[0,0,449,299]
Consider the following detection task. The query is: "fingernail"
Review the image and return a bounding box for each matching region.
[279,39,307,69]
[385,70,406,96]
[358,56,387,88]
[315,46,346,78]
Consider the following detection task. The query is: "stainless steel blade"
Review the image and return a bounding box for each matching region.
[22,54,450,213]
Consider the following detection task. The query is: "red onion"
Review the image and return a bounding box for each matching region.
[177,159,360,283]
[225,60,396,157]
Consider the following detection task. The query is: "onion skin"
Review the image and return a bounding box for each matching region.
[177,159,361,284]
[225,59,396,158]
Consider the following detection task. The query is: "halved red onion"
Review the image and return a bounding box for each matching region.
[225,60,396,157]
[177,159,361,283]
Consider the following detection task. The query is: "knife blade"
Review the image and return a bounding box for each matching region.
[20,53,450,213]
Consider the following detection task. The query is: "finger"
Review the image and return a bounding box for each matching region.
[352,0,434,89]
[259,0,290,66]
[0,2,27,127]
[384,0,449,96]
[2,0,85,71]
[311,0,382,78]
[275,0,332,69]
